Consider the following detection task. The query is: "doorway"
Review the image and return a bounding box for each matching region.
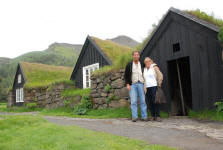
[167,57,192,116]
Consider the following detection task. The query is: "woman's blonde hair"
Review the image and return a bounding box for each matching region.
[144,57,154,64]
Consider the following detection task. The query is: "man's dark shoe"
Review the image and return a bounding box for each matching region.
[132,118,138,122]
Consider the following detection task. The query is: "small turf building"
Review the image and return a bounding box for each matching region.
[70,36,132,89]
[9,62,72,107]
[140,7,223,115]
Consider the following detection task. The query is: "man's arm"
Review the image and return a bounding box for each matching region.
[124,63,131,91]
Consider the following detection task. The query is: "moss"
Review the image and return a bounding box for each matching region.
[20,62,73,89]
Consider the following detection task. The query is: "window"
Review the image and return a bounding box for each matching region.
[16,88,24,103]
[173,43,180,53]
[18,74,21,83]
[83,63,99,88]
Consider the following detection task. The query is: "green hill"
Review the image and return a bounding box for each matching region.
[0,57,11,65]
[0,43,82,100]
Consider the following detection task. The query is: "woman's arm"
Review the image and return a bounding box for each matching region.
[154,66,163,87]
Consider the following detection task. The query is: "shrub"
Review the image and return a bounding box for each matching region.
[64,100,71,107]
[25,103,37,110]
[104,84,111,93]
[218,27,223,46]
[214,99,223,112]
[74,95,92,115]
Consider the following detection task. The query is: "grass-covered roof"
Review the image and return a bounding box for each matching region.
[185,9,223,28]
[137,8,223,51]
[91,37,133,63]
[20,62,73,88]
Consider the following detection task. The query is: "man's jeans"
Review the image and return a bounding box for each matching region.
[129,82,148,119]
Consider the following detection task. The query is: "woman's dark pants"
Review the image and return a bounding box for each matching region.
[146,86,160,117]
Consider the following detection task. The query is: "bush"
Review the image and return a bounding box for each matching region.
[214,99,223,112]
[218,27,223,46]
[25,103,37,110]
[74,95,92,115]
[64,100,71,107]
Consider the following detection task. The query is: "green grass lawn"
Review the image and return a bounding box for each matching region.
[188,109,223,121]
[0,115,176,150]
[0,102,168,119]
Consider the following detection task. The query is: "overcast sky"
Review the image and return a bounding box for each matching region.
[0,0,222,58]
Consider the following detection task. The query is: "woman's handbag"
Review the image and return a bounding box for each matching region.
[155,87,166,104]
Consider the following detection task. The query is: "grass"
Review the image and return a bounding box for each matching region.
[0,102,42,112]
[185,9,223,28]
[0,115,176,150]
[62,88,91,98]
[93,51,133,75]
[91,37,133,63]
[0,102,169,119]
[20,62,73,88]
[188,109,223,122]
[40,107,132,119]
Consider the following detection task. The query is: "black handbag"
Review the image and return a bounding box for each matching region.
[155,87,166,104]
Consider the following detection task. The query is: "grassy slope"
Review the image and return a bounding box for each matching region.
[91,37,132,63]
[0,115,176,150]
[20,62,73,88]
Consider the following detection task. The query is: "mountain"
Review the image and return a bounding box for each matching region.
[109,35,139,48]
[0,43,82,100]
[0,57,11,65]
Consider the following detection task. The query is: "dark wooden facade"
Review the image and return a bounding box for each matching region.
[12,63,26,106]
[140,8,223,113]
[70,36,112,88]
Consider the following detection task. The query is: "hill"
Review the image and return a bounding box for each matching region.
[0,42,82,100]
[109,35,139,48]
[0,57,11,65]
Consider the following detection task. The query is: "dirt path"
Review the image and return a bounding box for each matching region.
[1,112,223,150]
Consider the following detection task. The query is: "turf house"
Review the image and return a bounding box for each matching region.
[140,7,223,115]
[8,62,73,108]
[70,36,132,89]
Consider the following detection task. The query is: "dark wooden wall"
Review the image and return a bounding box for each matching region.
[141,12,223,111]
[72,40,110,88]
[13,64,25,106]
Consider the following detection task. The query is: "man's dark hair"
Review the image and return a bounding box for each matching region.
[132,50,140,56]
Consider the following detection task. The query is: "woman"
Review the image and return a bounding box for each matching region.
[143,57,163,121]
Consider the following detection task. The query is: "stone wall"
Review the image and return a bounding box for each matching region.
[90,69,130,109]
[8,83,76,109]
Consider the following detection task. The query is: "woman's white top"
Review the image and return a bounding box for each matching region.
[143,64,157,88]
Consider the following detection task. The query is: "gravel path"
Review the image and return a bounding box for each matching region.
[1,112,223,150]
[45,116,223,150]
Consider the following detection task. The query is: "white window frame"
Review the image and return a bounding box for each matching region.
[83,63,99,88]
[18,74,21,83]
[16,88,24,103]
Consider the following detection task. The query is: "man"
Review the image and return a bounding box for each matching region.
[124,51,148,122]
